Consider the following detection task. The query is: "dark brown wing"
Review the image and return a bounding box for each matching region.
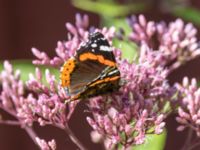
[61,32,119,98]
[68,59,106,95]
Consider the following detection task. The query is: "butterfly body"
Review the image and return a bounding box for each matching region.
[60,32,120,101]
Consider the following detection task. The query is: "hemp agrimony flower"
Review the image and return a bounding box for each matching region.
[0,14,200,150]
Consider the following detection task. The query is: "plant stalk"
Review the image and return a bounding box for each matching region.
[63,124,88,150]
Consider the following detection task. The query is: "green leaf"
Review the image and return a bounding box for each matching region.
[113,38,138,62]
[102,17,139,62]
[162,101,171,114]
[198,82,200,87]
[71,0,147,17]
[117,129,167,150]
[101,17,132,36]
[0,59,59,83]
[172,6,200,25]
[133,129,167,150]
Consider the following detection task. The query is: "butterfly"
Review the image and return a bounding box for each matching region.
[60,32,121,101]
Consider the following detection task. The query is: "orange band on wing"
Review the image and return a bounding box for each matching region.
[60,58,76,87]
[79,52,116,67]
[89,76,120,87]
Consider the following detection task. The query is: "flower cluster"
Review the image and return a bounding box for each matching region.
[30,14,181,148]
[31,14,89,68]
[175,77,200,137]
[1,14,200,150]
[87,46,173,149]
[0,14,117,150]
[128,15,200,72]
[0,61,58,149]
[32,14,115,69]
[36,137,56,150]
[0,60,77,128]
[25,67,77,128]
[0,61,25,123]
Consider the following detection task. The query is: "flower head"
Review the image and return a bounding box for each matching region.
[0,61,26,123]
[2,14,199,149]
[36,137,56,150]
[30,14,176,148]
[25,67,78,127]
[86,47,173,148]
[0,61,58,149]
[32,13,115,69]
[128,15,200,72]
[175,77,200,136]
[0,61,77,128]
[31,13,88,68]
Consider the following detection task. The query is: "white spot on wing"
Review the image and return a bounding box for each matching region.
[108,69,119,76]
[100,45,112,52]
[79,42,86,48]
[91,43,97,48]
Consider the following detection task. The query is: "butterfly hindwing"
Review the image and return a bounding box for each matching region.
[70,66,120,100]
[68,59,106,95]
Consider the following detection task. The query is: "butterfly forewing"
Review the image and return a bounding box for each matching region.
[76,32,116,64]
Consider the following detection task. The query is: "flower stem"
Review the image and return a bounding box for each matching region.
[0,120,21,126]
[63,124,88,150]
[0,107,41,149]
[181,128,193,150]
[187,140,200,150]
[24,127,40,149]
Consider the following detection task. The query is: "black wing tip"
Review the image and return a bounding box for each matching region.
[77,31,110,55]
[88,31,110,47]
[89,32,104,40]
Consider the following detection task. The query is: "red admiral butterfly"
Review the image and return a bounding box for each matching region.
[60,32,120,101]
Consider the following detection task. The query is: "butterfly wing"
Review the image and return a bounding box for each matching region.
[68,59,106,95]
[60,32,119,99]
[76,32,116,64]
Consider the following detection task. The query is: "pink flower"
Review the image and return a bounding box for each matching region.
[0,61,57,149]
[32,14,115,69]
[1,13,200,150]
[128,15,200,72]
[26,67,77,127]
[36,137,56,150]
[86,47,174,148]
[175,77,200,137]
